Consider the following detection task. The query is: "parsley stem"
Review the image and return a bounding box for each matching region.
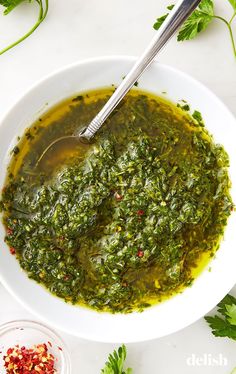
[213,15,236,58]
[229,12,236,25]
[227,24,236,58]
[0,0,49,56]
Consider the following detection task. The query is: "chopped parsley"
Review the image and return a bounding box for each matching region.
[0,89,233,313]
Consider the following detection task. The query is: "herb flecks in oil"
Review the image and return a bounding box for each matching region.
[0,89,233,313]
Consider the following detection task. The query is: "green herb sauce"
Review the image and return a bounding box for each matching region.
[0,88,233,313]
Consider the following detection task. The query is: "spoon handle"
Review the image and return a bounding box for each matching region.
[80,0,201,140]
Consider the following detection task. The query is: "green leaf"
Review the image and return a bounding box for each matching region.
[0,0,29,15]
[153,4,174,30]
[227,0,236,11]
[177,11,212,41]
[101,345,132,374]
[205,315,236,340]
[178,0,214,41]
[154,0,214,41]
[153,0,236,57]
[205,294,236,341]
[226,304,236,326]
[153,14,169,30]
[217,294,236,317]
[198,0,214,15]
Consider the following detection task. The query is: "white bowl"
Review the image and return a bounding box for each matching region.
[0,56,236,343]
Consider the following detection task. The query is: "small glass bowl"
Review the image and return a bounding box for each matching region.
[0,320,71,373]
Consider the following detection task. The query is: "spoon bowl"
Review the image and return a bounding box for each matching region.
[36,136,82,169]
[36,0,201,166]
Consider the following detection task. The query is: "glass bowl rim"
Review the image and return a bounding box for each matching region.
[0,319,71,373]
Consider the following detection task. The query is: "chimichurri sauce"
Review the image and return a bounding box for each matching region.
[0,89,233,313]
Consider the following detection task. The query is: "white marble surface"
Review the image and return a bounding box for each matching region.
[0,0,236,373]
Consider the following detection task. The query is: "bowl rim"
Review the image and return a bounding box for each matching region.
[1,54,236,126]
[0,55,236,343]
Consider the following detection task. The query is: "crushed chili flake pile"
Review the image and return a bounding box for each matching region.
[3,343,56,373]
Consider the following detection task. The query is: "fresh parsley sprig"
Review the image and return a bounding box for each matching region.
[101,345,132,374]
[0,0,49,56]
[153,0,236,58]
[205,294,236,340]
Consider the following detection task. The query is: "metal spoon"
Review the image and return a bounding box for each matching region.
[37,0,201,166]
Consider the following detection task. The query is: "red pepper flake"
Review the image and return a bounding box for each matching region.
[6,348,13,355]
[3,343,56,373]
[7,228,13,235]
[114,192,123,201]
[58,346,62,351]
[137,209,145,216]
[48,342,52,348]
[9,247,16,255]
[137,249,144,258]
